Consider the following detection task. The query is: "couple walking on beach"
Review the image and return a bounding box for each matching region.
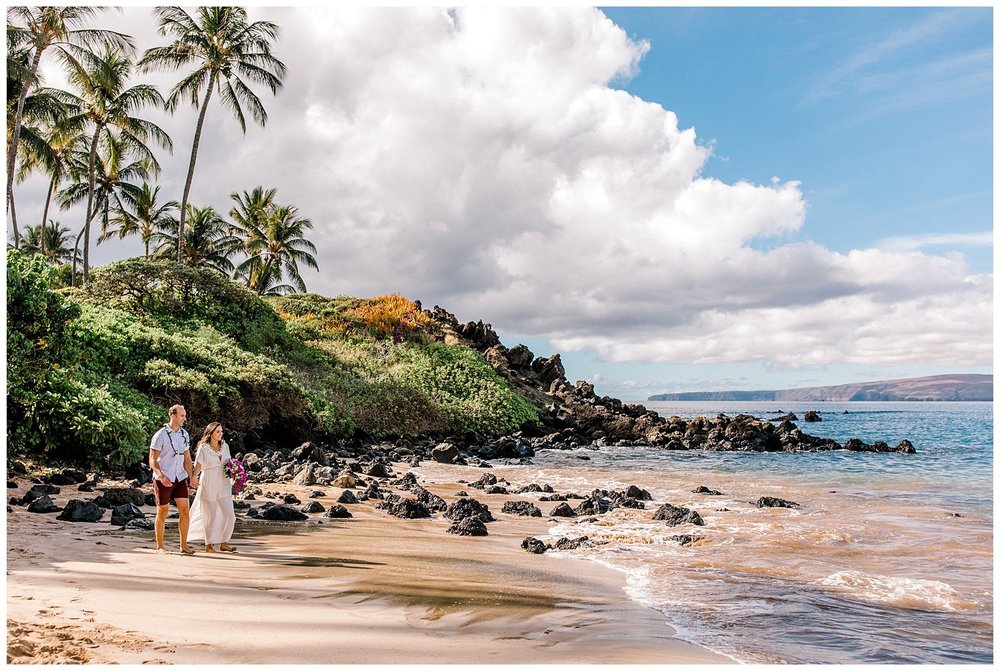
[149,404,237,555]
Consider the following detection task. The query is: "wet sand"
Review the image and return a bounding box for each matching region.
[6,468,728,664]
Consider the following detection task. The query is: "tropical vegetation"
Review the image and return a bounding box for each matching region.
[7,252,539,468]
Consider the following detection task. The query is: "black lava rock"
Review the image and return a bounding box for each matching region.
[282,493,301,505]
[501,501,542,517]
[521,537,548,554]
[124,518,155,530]
[692,486,724,496]
[337,490,358,504]
[99,487,145,507]
[652,503,705,526]
[624,485,652,500]
[110,503,144,526]
[387,499,432,519]
[26,495,61,514]
[58,499,104,522]
[261,504,309,521]
[551,536,589,550]
[573,496,615,516]
[756,496,800,509]
[446,517,489,536]
[549,502,577,517]
[301,501,326,513]
[443,497,494,523]
[325,505,353,519]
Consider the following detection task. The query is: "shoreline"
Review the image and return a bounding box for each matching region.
[6,465,728,664]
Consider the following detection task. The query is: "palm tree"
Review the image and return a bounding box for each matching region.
[230,188,319,295]
[61,42,172,282]
[99,182,178,258]
[138,7,286,263]
[17,219,80,265]
[6,6,131,246]
[153,203,237,273]
[15,110,84,261]
[58,129,152,281]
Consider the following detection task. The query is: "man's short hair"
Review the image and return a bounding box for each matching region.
[168,404,185,417]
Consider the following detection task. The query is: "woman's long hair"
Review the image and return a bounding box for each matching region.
[199,422,223,448]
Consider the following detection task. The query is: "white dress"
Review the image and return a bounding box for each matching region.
[188,441,236,545]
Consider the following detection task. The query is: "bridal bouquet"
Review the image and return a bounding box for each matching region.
[224,458,248,494]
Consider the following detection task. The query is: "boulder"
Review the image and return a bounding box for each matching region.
[301,501,325,514]
[387,499,432,519]
[261,505,309,521]
[413,486,447,512]
[756,496,799,509]
[58,499,104,522]
[124,517,155,530]
[325,505,353,519]
[363,461,391,478]
[672,534,703,547]
[443,498,494,523]
[391,472,419,490]
[501,501,542,517]
[551,536,589,550]
[624,485,652,500]
[308,490,326,498]
[469,473,498,490]
[27,496,61,514]
[446,517,489,536]
[282,493,301,505]
[45,468,87,485]
[652,503,705,526]
[99,487,145,507]
[29,483,60,497]
[292,463,317,486]
[337,490,358,504]
[332,469,357,488]
[110,503,144,526]
[549,502,576,517]
[692,486,724,496]
[896,440,916,454]
[803,411,821,422]
[431,443,460,464]
[521,537,548,554]
[573,496,615,516]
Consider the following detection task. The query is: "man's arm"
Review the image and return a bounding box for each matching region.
[149,446,171,487]
[184,450,197,488]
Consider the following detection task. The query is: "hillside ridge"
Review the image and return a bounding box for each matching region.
[648,374,993,402]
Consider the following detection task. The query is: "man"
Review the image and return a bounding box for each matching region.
[149,404,199,554]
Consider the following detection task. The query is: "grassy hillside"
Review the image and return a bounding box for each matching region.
[6,251,538,469]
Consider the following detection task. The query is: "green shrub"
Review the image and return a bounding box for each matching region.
[79,258,289,352]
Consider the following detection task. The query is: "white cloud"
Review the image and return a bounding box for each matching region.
[12,7,993,372]
[877,231,993,252]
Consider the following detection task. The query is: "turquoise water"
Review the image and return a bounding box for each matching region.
[521,401,993,663]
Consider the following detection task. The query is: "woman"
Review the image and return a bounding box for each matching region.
[188,422,237,553]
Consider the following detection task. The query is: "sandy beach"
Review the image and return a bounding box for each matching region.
[6,466,727,664]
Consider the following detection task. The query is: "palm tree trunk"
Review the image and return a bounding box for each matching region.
[71,224,86,287]
[6,47,44,250]
[82,126,101,284]
[178,70,217,263]
[40,177,56,259]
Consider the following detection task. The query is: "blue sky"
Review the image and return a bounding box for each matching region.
[601,7,993,271]
[11,7,993,401]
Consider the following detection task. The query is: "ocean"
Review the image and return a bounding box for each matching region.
[421,401,993,663]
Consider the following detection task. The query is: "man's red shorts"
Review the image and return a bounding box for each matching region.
[153,478,190,506]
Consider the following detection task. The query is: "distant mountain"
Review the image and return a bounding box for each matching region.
[648,374,993,402]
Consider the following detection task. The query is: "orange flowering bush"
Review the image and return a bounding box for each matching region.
[341,294,438,343]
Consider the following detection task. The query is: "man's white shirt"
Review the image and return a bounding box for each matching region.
[150,425,190,482]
